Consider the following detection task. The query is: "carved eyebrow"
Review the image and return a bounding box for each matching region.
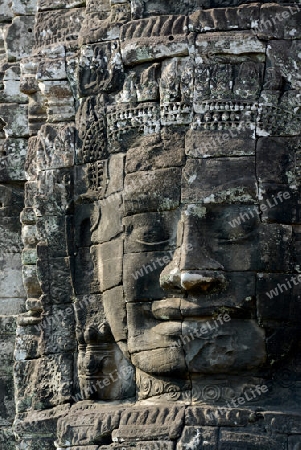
[135,239,170,246]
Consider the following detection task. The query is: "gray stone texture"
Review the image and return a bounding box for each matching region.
[0,0,301,448]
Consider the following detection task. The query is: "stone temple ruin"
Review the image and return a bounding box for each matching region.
[1,0,301,448]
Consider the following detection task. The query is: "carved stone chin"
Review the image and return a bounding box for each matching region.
[0,0,301,448]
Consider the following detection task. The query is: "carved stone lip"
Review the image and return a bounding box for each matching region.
[152,297,230,320]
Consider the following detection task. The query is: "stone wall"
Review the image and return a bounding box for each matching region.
[1,0,301,449]
[0,0,36,447]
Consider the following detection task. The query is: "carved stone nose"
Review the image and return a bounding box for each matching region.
[160,214,226,294]
[180,271,226,292]
[159,249,226,294]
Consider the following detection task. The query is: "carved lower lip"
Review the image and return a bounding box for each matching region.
[152,298,223,320]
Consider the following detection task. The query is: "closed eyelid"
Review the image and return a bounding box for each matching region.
[135,239,171,246]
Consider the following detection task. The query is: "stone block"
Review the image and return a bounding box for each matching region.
[38,80,75,122]
[134,0,206,19]
[34,8,85,49]
[34,123,75,170]
[124,168,181,215]
[73,246,95,295]
[257,273,301,324]
[0,103,29,137]
[123,210,179,254]
[257,4,301,40]
[0,298,25,315]
[218,429,287,449]
[37,257,74,303]
[106,153,125,196]
[0,138,27,181]
[91,194,123,244]
[265,326,300,367]
[37,0,85,10]
[181,157,257,204]
[266,41,301,91]
[34,168,73,216]
[185,129,255,158]
[120,16,189,65]
[189,4,260,32]
[0,215,23,255]
[185,406,253,427]
[12,0,37,16]
[182,319,266,373]
[177,426,218,450]
[36,51,66,81]
[125,128,185,173]
[78,41,123,97]
[14,324,41,361]
[0,65,28,103]
[14,404,70,447]
[267,411,301,434]
[0,254,25,298]
[4,16,35,61]
[103,286,127,342]
[36,215,72,258]
[56,403,122,447]
[123,250,173,302]
[92,237,123,292]
[0,334,15,372]
[14,354,73,412]
[289,435,301,450]
[194,31,266,63]
[0,427,15,449]
[114,405,185,441]
[0,316,16,335]
[0,0,13,22]
[257,138,299,184]
[38,304,75,355]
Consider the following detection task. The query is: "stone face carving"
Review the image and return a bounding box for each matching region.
[0,0,301,449]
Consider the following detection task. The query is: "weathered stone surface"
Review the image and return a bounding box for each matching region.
[103,286,127,342]
[1,0,301,448]
[113,406,185,441]
[0,138,27,181]
[37,0,85,10]
[12,0,37,16]
[124,168,181,214]
[181,157,257,204]
[185,129,255,158]
[78,41,123,97]
[0,103,28,137]
[14,354,73,412]
[177,426,218,450]
[92,237,123,292]
[0,65,28,103]
[57,403,123,446]
[189,4,260,32]
[34,8,85,49]
[4,16,35,61]
[120,16,189,65]
[123,251,174,302]
[125,128,186,173]
[257,273,301,324]
[123,210,179,254]
[218,429,287,449]
[183,319,266,373]
[288,435,301,450]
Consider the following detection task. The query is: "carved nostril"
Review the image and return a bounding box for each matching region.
[180,271,226,292]
[159,267,183,292]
